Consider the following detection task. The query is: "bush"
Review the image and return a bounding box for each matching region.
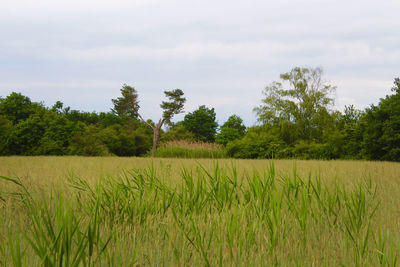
[0,116,12,155]
[68,125,111,156]
[98,124,152,156]
[292,141,331,159]
[215,127,241,146]
[6,115,47,155]
[226,127,286,158]
[161,123,195,143]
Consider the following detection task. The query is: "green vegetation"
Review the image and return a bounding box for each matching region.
[0,67,399,161]
[128,87,186,156]
[1,157,399,265]
[153,140,226,158]
[215,115,246,146]
[228,68,400,161]
[361,78,400,161]
[183,105,218,143]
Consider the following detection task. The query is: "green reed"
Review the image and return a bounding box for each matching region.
[0,162,397,266]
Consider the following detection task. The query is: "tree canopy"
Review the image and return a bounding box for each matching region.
[111,84,140,119]
[183,105,218,143]
[254,67,336,142]
[0,92,38,124]
[361,78,400,161]
[216,115,246,146]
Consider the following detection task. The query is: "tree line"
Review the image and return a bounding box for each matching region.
[0,67,399,161]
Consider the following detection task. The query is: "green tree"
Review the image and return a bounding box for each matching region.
[216,127,241,146]
[98,122,152,156]
[36,114,80,155]
[6,115,47,155]
[0,116,12,155]
[226,126,286,158]
[0,92,38,124]
[134,88,186,156]
[51,101,70,114]
[183,105,218,142]
[68,124,111,156]
[215,115,246,146]
[161,122,195,142]
[221,115,246,136]
[111,84,140,119]
[334,105,364,158]
[361,78,400,161]
[254,67,336,142]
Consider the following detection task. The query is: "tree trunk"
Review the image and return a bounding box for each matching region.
[151,119,163,157]
[136,111,164,157]
[152,128,159,157]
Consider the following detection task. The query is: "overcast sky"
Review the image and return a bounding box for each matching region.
[1,0,399,126]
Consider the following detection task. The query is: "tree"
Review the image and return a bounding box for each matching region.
[0,92,37,124]
[215,127,241,146]
[51,101,70,114]
[111,84,140,119]
[0,116,12,155]
[97,122,152,156]
[331,105,364,158]
[161,122,195,142]
[133,88,186,156]
[221,115,246,136]
[361,78,400,161]
[254,67,336,142]
[183,105,218,142]
[226,125,285,158]
[6,115,47,155]
[215,115,246,145]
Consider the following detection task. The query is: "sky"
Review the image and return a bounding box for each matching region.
[1,0,399,126]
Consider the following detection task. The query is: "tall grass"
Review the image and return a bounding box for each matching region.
[1,160,398,265]
[153,140,226,158]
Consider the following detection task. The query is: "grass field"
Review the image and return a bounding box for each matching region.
[1,157,400,266]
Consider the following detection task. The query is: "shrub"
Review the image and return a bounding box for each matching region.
[226,128,286,158]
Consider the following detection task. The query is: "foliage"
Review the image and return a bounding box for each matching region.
[216,127,242,146]
[36,115,81,155]
[6,114,48,155]
[335,105,364,159]
[226,126,287,158]
[160,89,186,125]
[0,116,12,155]
[183,105,218,142]
[361,78,400,161]
[221,114,246,136]
[98,122,153,156]
[0,91,153,157]
[254,67,336,142]
[68,124,111,156]
[0,92,39,124]
[111,84,140,119]
[161,122,195,142]
[216,115,246,145]
[0,74,399,161]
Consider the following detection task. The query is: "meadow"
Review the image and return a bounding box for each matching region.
[0,157,400,266]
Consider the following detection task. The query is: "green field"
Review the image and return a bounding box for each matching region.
[1,157,400,266]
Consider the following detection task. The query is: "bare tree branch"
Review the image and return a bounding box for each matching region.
[136,111,155,130]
